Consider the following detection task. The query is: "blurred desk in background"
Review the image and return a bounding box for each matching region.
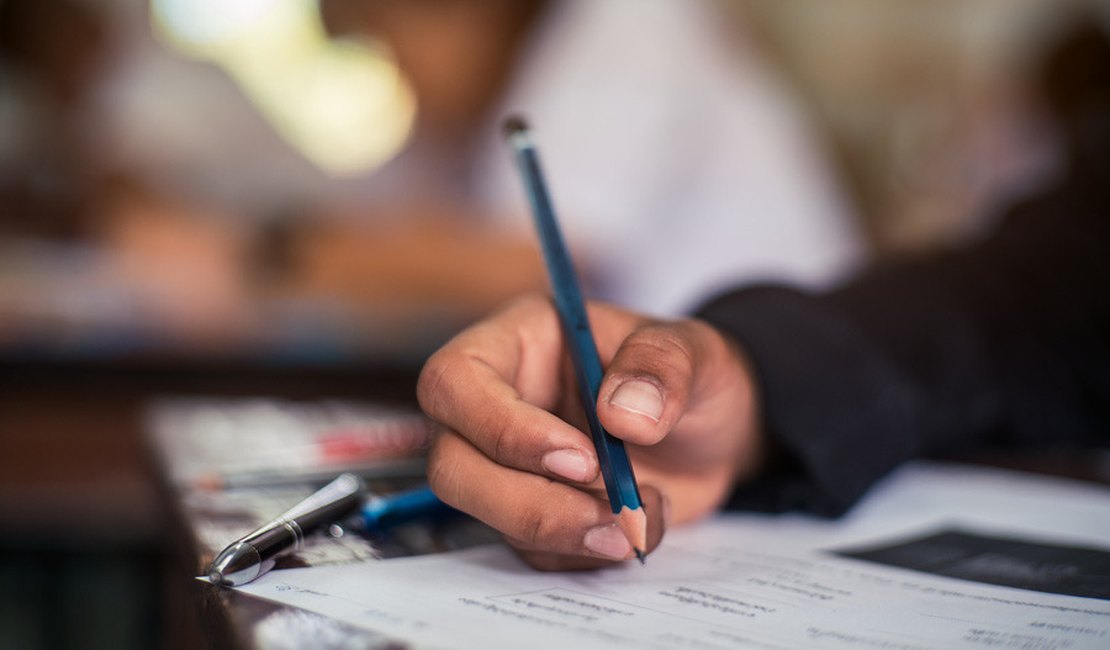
[0,353,423,650]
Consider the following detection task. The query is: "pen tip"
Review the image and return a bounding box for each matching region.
[634,548,646,565]
[502,114,529,138]
[207,542,262,587]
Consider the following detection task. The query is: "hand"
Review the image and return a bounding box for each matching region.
[417,294,763,570]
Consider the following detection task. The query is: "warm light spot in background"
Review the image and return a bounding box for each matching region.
[150,0,415,176]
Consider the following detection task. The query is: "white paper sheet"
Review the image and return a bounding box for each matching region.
[236,463,1110,649]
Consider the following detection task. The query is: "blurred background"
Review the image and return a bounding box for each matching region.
[1,0,1107,648]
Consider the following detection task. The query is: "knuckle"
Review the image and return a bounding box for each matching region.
[474,407,526,467]
[518,504,550,549]
[640,323,696,361]
[425,438,464,508]
[416,350,453,418]
[490,419,511,464]
[620,323,696,382]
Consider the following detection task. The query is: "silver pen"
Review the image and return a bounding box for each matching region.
[207,473,365,586]
[207,474,451,586]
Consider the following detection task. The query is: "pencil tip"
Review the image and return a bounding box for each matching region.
[634,548,646,565]
[502,114,529,138]
[617,505,648,564]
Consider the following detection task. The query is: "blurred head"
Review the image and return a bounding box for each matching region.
[0,0,108,105]
[321,0,549,140]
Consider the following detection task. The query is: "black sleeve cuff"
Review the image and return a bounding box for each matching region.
[697,286,922,517]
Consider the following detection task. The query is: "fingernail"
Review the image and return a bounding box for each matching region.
[584,524,632,560]
[542,449,591,482]
[609,380,663,422]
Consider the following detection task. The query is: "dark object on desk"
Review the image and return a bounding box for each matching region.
[208,474,450,587]
[503,115,647,561]
[208,474,365,586]
[835,528,1110,601]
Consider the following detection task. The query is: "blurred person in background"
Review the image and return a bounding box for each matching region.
[315,0,863,318]
[0,0,862,357]
[0,0,276,347]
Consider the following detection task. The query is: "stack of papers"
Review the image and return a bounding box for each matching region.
[236,462,1110,649]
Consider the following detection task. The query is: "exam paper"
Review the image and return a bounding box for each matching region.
[237,463,1110,649]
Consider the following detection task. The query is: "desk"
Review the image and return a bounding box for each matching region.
[141,379,1110,649]
[145,389,499,650]
[184,461,1110,650]
[160,421,1110,643]
[0,355,421,650]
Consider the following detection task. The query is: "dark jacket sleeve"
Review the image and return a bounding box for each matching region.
[697,178,1110,516]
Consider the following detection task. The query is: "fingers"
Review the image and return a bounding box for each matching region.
[599,317,764,526]
[418,295,600,484]
[419,295,671,569]
[508,486,667,571]
[597,319,711,446]
[428,429,666,567]
[417,294,746,568]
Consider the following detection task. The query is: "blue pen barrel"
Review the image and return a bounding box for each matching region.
[361,487,452,533]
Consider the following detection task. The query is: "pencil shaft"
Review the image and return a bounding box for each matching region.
[507,128,642,515]
[362,486,452,532]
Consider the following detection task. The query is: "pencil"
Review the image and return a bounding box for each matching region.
[503,115,647,563]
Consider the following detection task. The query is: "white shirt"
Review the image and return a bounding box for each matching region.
[472,0,865,316]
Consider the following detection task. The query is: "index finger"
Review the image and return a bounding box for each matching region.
[417,294,599,484]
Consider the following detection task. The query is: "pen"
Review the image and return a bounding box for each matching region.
[191,456,427,491]
[206,474,446,586]
[503,116,647,562]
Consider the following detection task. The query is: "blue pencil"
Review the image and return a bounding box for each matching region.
[362,485,453,532]
[503,116,647,562]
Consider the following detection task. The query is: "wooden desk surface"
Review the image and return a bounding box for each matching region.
[82,357,1106,650]
[0,355,423,650]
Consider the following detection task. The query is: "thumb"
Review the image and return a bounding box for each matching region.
[597,320,704,446]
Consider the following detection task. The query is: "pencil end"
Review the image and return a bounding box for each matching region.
[502,114,530,139]
[634,548,646,565]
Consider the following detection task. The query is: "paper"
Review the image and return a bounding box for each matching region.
[236,463,1110,649]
